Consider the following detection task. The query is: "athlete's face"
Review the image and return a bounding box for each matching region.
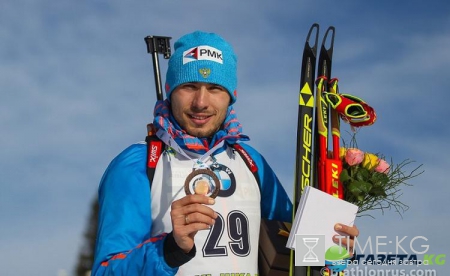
[171,82,231,138]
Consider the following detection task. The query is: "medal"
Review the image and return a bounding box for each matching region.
[184,169,220,198]
[155,129,224,198]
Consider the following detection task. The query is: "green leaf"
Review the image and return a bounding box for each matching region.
[347,182,361,197]
[340,169,351,183]
[348,181,372,196]
[369,185,387,197]
[370,172,389,186]
[358,181,372,193]
[355,168,370,181]
[378,173,389,185]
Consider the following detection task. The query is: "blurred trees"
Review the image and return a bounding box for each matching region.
[75,198,98,276]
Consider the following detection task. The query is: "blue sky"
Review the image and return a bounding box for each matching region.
[1,1,449,275]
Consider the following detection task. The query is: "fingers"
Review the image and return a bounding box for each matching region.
[170,194,218,253]
[172,194,216,209]
[183,210,217,226]
[171,194,218,226]
[335,223,359,237]
[333,223,360,256]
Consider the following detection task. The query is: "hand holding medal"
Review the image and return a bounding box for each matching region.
[170,194,218,253]
[157,129,222,252]
[172,163,220,253]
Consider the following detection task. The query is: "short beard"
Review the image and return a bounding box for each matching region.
[186,124,223,138]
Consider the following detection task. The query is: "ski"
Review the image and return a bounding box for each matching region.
[290,23,320,276]
[315,26,343,200]
[291,24,346,276]
[314,26,345,276]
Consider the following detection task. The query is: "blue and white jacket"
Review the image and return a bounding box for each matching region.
[92,142,293,276]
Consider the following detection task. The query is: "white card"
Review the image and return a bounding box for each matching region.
[286,186,358,251]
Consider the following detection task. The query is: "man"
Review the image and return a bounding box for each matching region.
[92,31,358,276]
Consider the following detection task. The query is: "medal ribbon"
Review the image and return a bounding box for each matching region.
[156,128,224,169]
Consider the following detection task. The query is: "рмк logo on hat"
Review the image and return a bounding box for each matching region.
[182,45,223,65]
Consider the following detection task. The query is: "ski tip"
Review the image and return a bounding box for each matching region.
[306,23,320,50]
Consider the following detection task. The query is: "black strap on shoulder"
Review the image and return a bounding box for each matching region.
[146,124,165,185]
[229,143,261,189]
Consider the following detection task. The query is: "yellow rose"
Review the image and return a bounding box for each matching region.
[362,153,379,169]
[339,147,347,160]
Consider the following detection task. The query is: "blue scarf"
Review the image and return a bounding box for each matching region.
[152,99,249,154]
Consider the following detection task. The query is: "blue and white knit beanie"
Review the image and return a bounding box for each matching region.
[165,31,238,104]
